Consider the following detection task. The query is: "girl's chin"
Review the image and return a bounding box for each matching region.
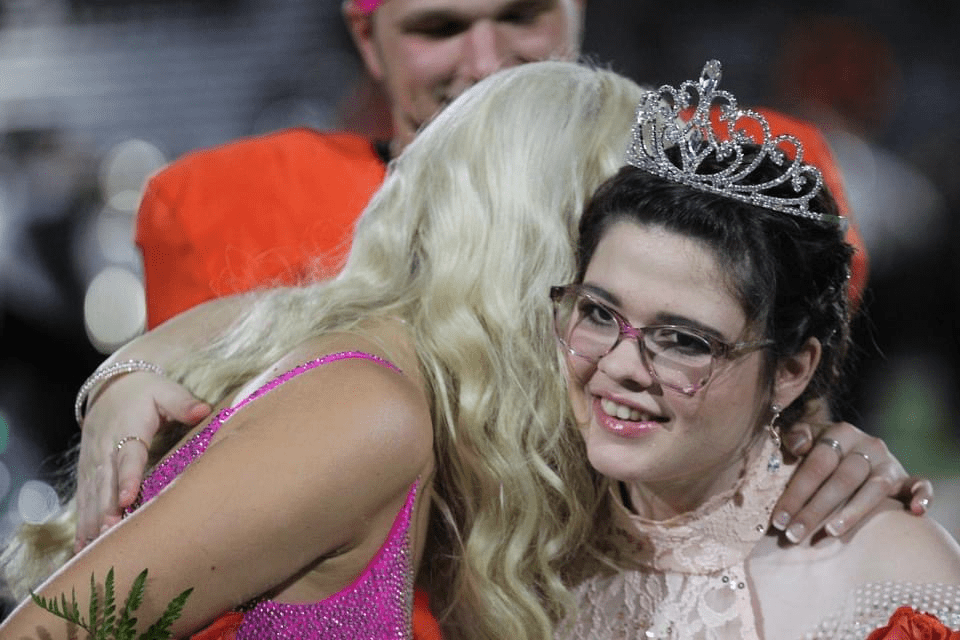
[584,445,647,486]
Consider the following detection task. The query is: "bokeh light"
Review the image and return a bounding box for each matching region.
[83,265,146,353]
[99,138,165,213]
[17,479,59,525]
[93,203,140,265]
[0,411,9,455]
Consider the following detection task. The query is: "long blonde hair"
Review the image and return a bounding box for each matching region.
[4,61,643,639]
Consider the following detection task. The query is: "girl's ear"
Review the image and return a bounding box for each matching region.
[772,337,821,410]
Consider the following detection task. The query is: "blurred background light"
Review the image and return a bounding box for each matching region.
[83,266,146,353]
[99,138,166,213]
[0,412,8,455]
[92,204,139,264]
[17,479,59,525]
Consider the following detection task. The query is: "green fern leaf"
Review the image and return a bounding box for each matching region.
[101,567,118,635]
[30,588,89,633]
[89,572,100,632]
[139,587,193,640]
[115,568,148,640]
[35,567,193,640]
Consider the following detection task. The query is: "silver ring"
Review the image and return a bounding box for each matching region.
[850,450,871,466]
[116,435,148,454]
[817,437,844,459]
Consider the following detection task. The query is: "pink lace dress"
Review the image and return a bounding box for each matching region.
[126,351,419,640]
[560,437,960,640]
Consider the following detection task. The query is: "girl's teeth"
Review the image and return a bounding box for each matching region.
[602,398,643,422]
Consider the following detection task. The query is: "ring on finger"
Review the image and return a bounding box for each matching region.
[816,436,844,459]
[849,450,871,466]
[116,435,148,454]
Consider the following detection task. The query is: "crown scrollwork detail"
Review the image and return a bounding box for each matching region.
[626,60,845,227]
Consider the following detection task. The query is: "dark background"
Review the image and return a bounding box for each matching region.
[0,0,957,545]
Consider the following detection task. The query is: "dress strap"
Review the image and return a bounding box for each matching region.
[129,351,402,512]
[230,351,402,414]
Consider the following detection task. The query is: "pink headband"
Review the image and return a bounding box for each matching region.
[353,0,385,15]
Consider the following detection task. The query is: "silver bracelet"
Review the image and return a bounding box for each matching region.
[75,360,166,427]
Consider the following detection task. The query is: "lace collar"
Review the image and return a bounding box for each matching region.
[608,436,796,574]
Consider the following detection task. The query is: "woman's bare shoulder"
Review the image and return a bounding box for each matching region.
[235,329,431,459]
[836,498,960,584]
[206,325,433,510]
[193,326,434,552]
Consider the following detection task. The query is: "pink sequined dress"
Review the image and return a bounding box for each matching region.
[559,437,960,640]
[126,351,419,640]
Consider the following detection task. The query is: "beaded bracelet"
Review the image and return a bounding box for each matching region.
[74,360,166,427]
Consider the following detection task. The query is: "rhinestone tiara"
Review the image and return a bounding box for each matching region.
[626,60,845,228]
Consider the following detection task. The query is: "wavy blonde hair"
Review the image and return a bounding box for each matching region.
[4,61,643,639]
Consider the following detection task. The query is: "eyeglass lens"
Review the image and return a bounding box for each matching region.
[554,289,714,393]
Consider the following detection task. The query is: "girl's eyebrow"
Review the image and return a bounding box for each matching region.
[579,282,620,306]
[651,313,729,343]
[580,282,730,342]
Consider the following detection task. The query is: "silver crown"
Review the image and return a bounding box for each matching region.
[626,60,845,227]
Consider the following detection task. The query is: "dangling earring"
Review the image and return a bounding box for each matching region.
[766,404,783,473]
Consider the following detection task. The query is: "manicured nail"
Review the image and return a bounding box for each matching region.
[772,511,791,531]
[785,522,806,543]
[825,517,844,537]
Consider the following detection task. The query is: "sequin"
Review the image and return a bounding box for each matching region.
[125,351,417,639]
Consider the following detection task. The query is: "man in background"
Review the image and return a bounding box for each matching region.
[138,0,586,328]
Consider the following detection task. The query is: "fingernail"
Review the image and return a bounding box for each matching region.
[785,522,806,544]
[825,518,844,537]
[916,497,930,513]
[784,431,809,451]
[772,511,791,531]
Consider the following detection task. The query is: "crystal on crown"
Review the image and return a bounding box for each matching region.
[626,60,845,227]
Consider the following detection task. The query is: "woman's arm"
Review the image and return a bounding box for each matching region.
[74,293,257,549]
[75,300,933,550]
[6,350,433,638]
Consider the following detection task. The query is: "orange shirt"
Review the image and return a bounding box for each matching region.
[136,128,387,329]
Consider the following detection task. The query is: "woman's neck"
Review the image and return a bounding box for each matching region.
[622,434,767,520]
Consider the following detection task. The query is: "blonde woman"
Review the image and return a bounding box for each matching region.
[2,61,645,640]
